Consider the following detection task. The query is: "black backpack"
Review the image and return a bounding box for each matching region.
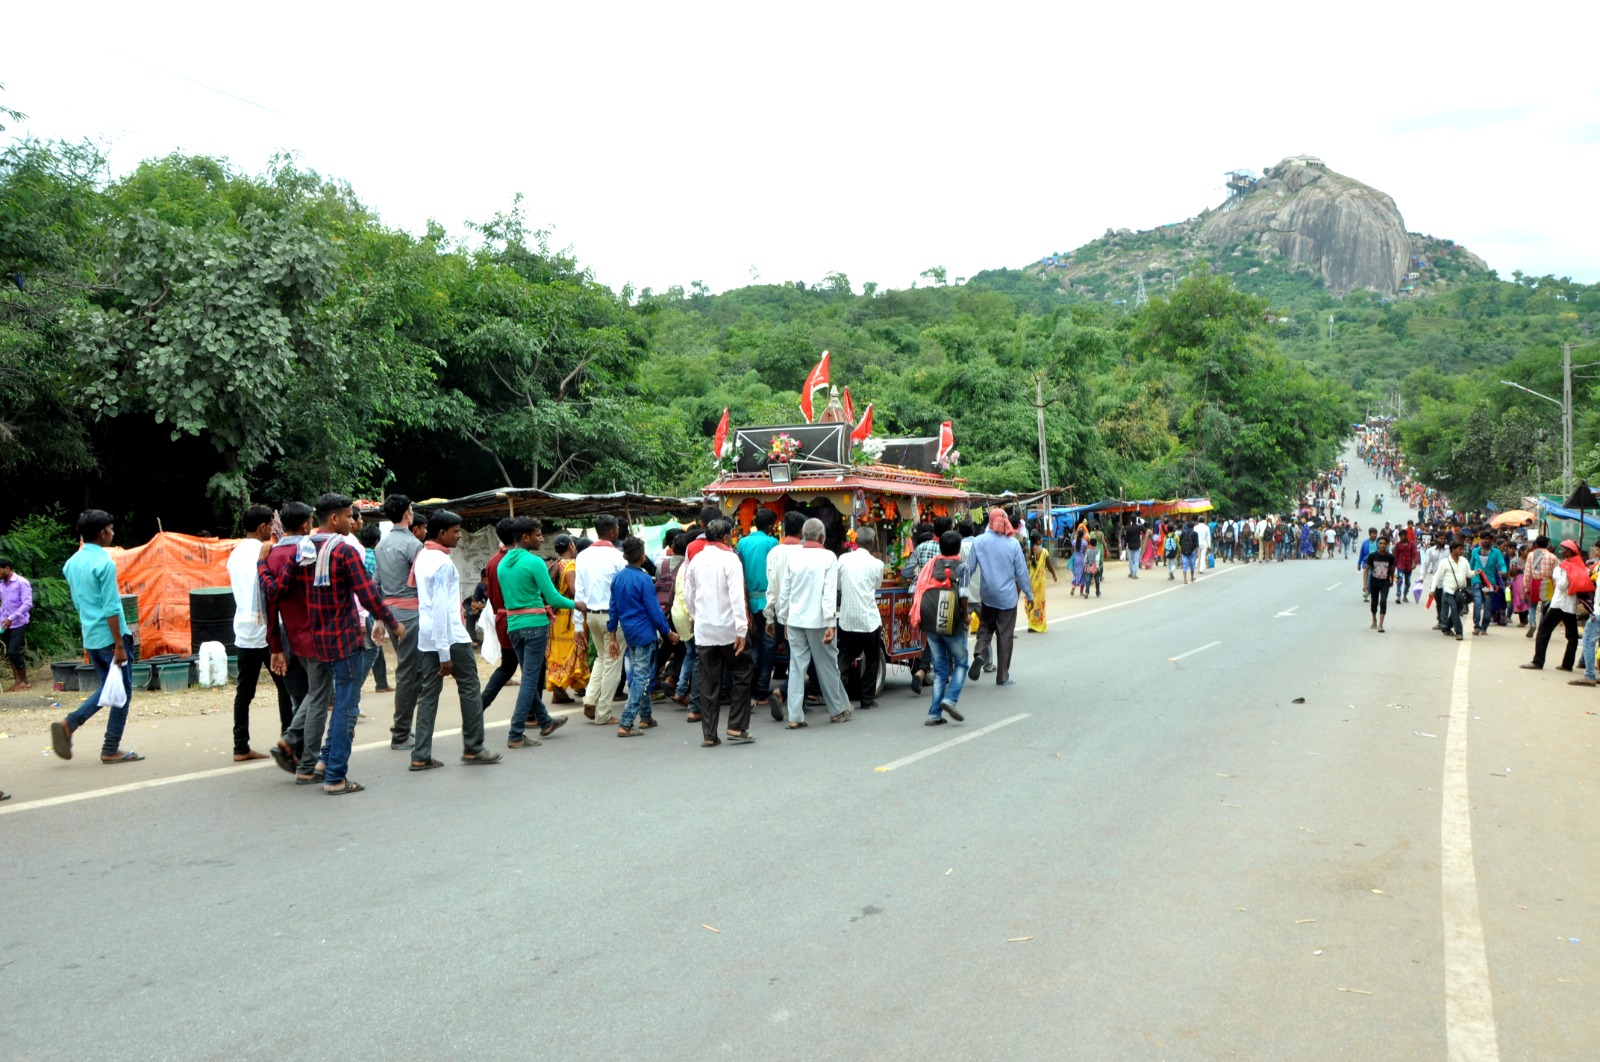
[918,557,964,636]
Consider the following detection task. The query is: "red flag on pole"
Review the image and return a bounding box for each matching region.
[798,350,830,423]
[712,407,729,459]
[850,403,874,443]
[840,386,856,426]
[937,420,955,460]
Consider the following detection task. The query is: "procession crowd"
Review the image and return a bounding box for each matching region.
[31,496,1042,797]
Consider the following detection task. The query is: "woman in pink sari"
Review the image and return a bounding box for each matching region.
[1140,520,1158,569]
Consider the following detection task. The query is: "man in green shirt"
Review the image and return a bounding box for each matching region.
[52,509,144,764]
[499,517,576,748]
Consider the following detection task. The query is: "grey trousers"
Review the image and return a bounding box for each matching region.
[389,610,421,742]
[281,658,334,774]
[786,625,849,722]
[973,604,1018,683]
[413,642,486,762]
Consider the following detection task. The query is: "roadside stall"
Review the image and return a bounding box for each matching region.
[705,421,970,697]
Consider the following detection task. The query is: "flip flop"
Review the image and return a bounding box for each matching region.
[639,719,659,729]
[828,709,854,724]
[295,772,326,785]
[100,750,144,764]
[461,751,502,765]
[50,719,73,760]
[0,791,10,801]
[784,722,808,730]
[617,726,642,737]
[324,780,365,795]
[409,758,445,771]
[725,731,755,744]
[701,738,720,747]
[506,737,541,749]
[940,701,964,722]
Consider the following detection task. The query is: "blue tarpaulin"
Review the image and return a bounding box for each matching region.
[1538,499,1600,533]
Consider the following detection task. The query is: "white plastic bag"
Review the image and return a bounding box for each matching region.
[197,641,229,688]
[98,661,128,708]
[478,607,501,666]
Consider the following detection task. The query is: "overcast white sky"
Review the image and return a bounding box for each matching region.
[7,3,1599,293]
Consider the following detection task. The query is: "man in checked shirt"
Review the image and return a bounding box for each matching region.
[262,493,402,796]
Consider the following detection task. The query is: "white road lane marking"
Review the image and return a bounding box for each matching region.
[1057,562,1246,624]
[1326,583,1342,591]
[1168,640,1221,663]
[0,709,582,817]
[1275,605,1300,618]
[873,713,1030,773]
[1441,637,1500,1060]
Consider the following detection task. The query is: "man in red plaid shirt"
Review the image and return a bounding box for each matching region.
[262,493,401,795]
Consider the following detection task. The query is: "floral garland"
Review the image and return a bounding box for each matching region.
[850,436,887,466]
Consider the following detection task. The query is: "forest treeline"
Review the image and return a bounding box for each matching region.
[14,135,1591,538]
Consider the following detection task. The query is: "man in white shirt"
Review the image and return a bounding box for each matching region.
[575,514,629,724]
[1194,518,1212,575]
[682,518,755,746]
[777,518,852,725]
[410,511,501,770]
[226,504,288,762]
[836,526,885,710]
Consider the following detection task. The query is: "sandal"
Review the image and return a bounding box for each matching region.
[617,726,641,737]
[100,750,145,764]
[323,780,365,795]
[539,717,568,738]
[50,719,73,761]
[828,708,855,724]
[639,718,659,729]
[507,736,541,749]
[686,712,702,722]
[785,721,808,730]
[462,751,502,765]
[409,758,445,771]
[701,738,720,747]
[725,731,755,744]
[295,772,326,785]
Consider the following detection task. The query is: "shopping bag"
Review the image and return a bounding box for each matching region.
[1206,553,1215,570]
[478,607,501,666]
[98,661,128,708]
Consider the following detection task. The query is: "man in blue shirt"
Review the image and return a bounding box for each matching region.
[1356,527,1378,602]
[963,509,1033,686]
[607,536,678,735]
[1469,532,1507,636]
[736,508,780,706]
[52,509,143,764]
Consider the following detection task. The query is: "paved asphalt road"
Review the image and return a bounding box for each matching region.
[3,452,1596,1060]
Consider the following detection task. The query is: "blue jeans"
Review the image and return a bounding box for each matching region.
[508,626,553,741]
[619,643,656,728]
[322,652,365,786]
[1127,551,1139,577]
[749,614,777,701]
[925,632,969,717]
[1470,583,1488,631]
[675,637,697,697]
[1583,614,1600,681]
[66,634,134,756]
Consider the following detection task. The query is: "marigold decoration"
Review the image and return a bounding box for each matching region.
[767,433,802,463]
[736,498,758,533]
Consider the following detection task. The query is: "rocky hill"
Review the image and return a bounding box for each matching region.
[1032,156,1488,306]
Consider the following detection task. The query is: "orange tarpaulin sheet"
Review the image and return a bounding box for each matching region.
[108,532,240,658]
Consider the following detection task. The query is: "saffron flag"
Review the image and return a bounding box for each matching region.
[937,420,955,461]
[840,386,856,426]
[850,403,873,443]
[798,350,830,422]
[712,407,729,459]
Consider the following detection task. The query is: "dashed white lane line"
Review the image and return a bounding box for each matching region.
[0,709,582,817]
[1275,605,1301,618]
[1440,636,1500,1060]
[873,713,1030,773]
[1168,640,1221,663]
[1326,582,1342,591]
[1057,562,1246,624]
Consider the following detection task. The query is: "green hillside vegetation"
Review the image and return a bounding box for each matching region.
[2,139,1356,539]
[1031,219,1600,509]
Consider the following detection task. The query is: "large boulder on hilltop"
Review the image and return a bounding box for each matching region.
[1197,157,1410,296]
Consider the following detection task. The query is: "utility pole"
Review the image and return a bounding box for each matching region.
[1033,373,1052,533]
[1564,341,1574,499]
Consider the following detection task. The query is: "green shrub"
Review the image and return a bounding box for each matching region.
[0,508,81,665]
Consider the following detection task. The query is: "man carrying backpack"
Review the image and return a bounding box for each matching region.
[912,531,969,726]
[1178,521,1199,585]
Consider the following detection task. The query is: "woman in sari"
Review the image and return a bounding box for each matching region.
[1068,528,1088,597]
[1140,520,1158,569]
[544,535,589,703]
[1027,540,1058,631]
